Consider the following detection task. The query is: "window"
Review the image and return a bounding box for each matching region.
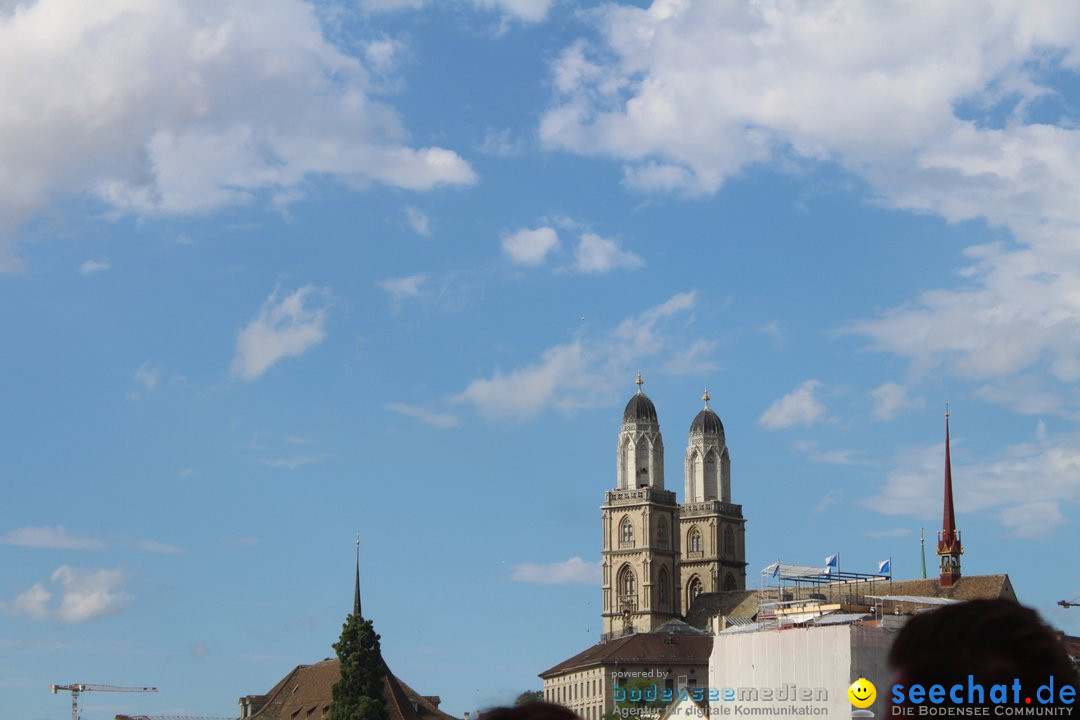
[657,517,668,547]
[620,517,634,547]
[658,567,670,608]
[724,526,735,558]
[724,572,738,591]
[688,576,703,605]
[688,527,702,553]
[619,566,637,597]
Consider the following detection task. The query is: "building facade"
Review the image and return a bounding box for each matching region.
[601,377,747,638]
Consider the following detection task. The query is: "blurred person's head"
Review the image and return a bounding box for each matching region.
[888,599,1077,707]
[481,702,581,720]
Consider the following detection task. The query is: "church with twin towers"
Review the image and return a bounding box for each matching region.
[601,374,747,639]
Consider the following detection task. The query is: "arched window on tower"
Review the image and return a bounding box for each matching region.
[658,567,670,609]
[723,572,738,591]
[620,517,634,548]
[657,517,668,548]
[724,526,735,559]
[618,566,637,600]
[687,527,702,556]
[704,451,717,498]
[687,576,703,607]
[635,440,650,487]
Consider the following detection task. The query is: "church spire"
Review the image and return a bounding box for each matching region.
[936,406,963,587]
[353,534,362,618]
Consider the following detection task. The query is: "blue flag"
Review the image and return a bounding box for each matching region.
[878,559,891,574]
[825,553,838,568]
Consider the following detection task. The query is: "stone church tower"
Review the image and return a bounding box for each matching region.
[601,374,681,638]
[680,389,747,609]
[602,378,747,639]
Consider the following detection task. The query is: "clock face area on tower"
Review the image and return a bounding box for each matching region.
[601,378,747,639]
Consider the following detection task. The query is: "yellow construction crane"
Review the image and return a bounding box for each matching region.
[51,683,158,720]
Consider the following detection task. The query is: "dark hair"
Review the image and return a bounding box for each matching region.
[888,599,1077,705]
[481,702,581,720]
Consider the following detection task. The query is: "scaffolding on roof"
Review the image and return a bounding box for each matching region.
[757,559,891,628]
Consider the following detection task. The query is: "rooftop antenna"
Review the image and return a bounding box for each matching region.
[920,527,927,579]
[353,533,362,618]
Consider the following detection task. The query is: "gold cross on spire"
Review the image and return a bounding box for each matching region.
[703,388,711,409]
[635,372,644,394]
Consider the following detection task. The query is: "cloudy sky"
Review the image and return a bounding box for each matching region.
[3,0,1080,717]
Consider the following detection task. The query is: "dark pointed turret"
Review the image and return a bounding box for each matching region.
[936,407,964,588]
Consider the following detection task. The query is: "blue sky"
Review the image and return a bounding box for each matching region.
[3,1,1080,718]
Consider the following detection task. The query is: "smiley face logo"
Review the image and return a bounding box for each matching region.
[848,678,876,708]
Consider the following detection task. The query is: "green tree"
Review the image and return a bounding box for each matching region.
[328,613,389,720]
[515,690,544,706]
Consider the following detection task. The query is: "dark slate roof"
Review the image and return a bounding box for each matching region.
[244,658,457,720]
[876,574,1016,603]
[690,408,724,436]
[682,575,1016,630]
[685,590,758,629]
[654,618,711,636]
[623,393,659,423]
[539,632,711,678]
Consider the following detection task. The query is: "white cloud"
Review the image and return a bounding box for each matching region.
[133,361,160,391]
[230,286,330,381]
[871,382,924,421]
[572,233,644,273]
[542,2,1080,389]
[810,450,859,466]
[378,274,427,304]
[0,526,105,550]
[501,226,560,266]
[363,37,404,76]
[405,206,431,236]
[359,0,426,12]
[510,556,601,585]
[5,566,131,623]
[52,566,131,623]
[360,0,552,23]
[260,455,332,470]
[865,428,1080,539]
[478,128,521,157]
[77,259,110,274]
[999,502,1066,540]
[0,0,475,270]
[759,380,826,430]
[974,375,1076,416]
[385,402,460,429]
[795,440,861,465]
[12,584,52,621]
[136,539,184,554]
[473,0,553,24]
[662,338,717,375]
[814,490,842,513]
[455,291,698,420]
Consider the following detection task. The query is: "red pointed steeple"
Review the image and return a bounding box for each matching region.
[936,407,963,587]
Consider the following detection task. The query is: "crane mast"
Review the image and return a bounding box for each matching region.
[51,683,158,720]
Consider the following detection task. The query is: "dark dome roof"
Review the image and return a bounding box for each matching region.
[691,407,724,435]
[623,393,658,423]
